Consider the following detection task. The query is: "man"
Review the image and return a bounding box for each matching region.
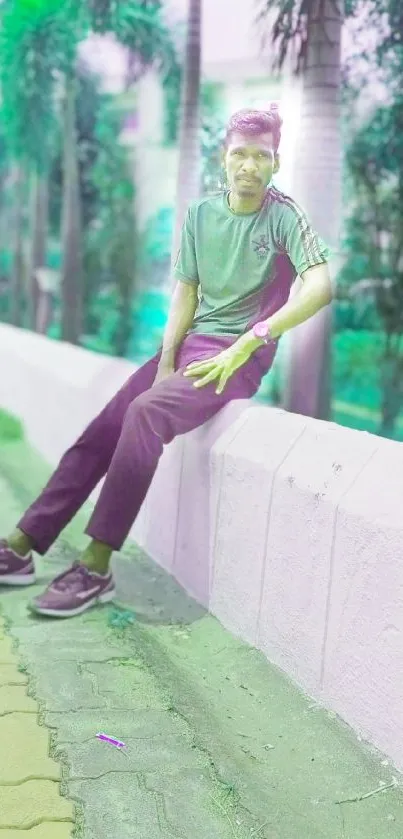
[0,105,332,618]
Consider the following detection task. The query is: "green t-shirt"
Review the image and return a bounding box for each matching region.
[173,185,331,337]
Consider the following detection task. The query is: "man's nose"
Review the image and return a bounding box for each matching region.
[242,159,258,173]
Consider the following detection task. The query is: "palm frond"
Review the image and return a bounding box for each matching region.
[88,0,177,80]
[255,0,343,73]
[0,0,86,165]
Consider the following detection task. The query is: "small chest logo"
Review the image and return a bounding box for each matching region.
[252,234,270,261]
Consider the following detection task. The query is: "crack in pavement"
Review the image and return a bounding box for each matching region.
[0,817,74,831]
[115,626,274,836]
[57,732,183,746]
[0,616,85,839]
[76,662,104,702]
[62,770,144,782]
[138,773,188,839]
[0,709,37,716]
[40,706,139,718]
[0,777,61,787]
[1,616,265,839]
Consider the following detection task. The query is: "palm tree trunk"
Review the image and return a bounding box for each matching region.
[10,164,26,327]
[60,74,83,344]
[283,0,342,419]
[28,169,48,331]
[170,0,202,283]
[0,167,10,260]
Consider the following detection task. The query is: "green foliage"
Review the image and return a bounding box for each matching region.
[90,103,136,275]
[88,0,177,79]
[0,409,24,441]
[84,100,138,355]
[333,330,381,398]
[341,103,403,336]
[200,83,225,194]
[162,62,182,145]
[139,207,173,282]
[107,606,135,629]
[129,288,169,359]
[333,297,380,332]
[82,288,123,355]
[0,0,85,167]
[48,67,107,237]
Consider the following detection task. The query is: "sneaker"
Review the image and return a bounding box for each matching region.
[30,561,116,618]
[0,540,36,586]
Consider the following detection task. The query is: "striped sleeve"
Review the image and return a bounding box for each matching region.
[276,197,332,277]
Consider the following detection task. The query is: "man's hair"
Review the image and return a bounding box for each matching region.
[224,103,283,153]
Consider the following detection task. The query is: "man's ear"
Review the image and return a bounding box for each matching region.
[273,153,280,174]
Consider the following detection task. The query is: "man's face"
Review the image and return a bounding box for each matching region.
[223,131,279,198]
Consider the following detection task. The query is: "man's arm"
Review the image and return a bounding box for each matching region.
[158,202,199,371]
[183,262,332,394]
[245,197,333,350]
[158,280,199,370]
[249,262,332,349]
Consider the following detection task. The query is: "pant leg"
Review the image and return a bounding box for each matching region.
[18,353,161,554]
[85,338,270,550]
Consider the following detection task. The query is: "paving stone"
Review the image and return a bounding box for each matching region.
[0,825,72,839]
[0,634,16,665]
[0,664,27,686]
[0,684,37,714]
[63,732,204,779]
[68,774,184,839]
[45,708,190,745]
[0,780,73,829]
[0,713,61,784]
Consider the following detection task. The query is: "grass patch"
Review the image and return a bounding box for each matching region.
[0,409,24,441]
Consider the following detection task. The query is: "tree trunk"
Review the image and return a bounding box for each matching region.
[28,169,48,331]
[379,389,401,438]
[36,290,53,335]
[10,164,26,327]
[283,0,343,419]
[170,0,202,283]
[115,294,132,357]
[378,345,403,438]
[60,75,83,344]
[0,168,10,260]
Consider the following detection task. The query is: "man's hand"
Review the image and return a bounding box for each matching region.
[183,333,259,394]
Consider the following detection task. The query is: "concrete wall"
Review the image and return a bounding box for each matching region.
[1,324,402,772]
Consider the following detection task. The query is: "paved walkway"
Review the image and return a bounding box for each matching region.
[0,429,403,839]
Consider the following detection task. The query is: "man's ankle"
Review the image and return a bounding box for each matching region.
[80,540,112,576]
[7,529,33,557]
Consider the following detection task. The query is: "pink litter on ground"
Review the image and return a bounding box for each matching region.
[96,732,126,749]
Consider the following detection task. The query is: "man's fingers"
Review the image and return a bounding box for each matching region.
[183,361,215,377]
[193,368,221,388]
[216,370,228,394]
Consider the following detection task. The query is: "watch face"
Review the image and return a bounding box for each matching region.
[254,322,268,338]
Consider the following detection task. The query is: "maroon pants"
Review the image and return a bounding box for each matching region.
[18,334,276,553]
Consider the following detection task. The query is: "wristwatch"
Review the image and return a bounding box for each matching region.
[252,321,273,345]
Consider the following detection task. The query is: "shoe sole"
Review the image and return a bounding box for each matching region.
[29,587,116,618]
[0,572,36,586]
